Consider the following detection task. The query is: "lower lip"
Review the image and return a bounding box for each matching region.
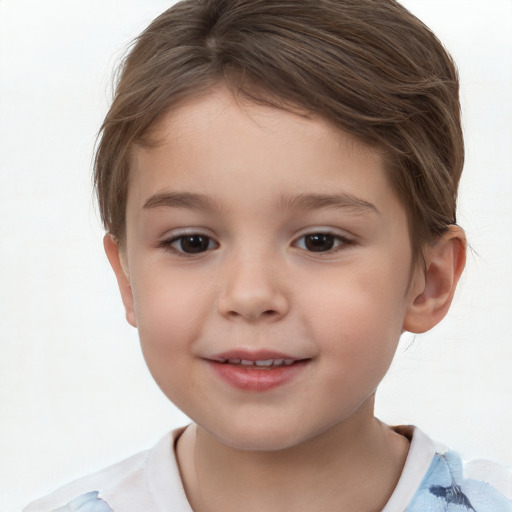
[208,361,309,391]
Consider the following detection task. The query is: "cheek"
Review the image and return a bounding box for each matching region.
[130,266,213,357]
[130,270,212,405]
[304,261,409,366]
[313,303,402,405]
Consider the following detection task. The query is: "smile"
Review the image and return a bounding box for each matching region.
[217,358,296,369]
[206,351,310,391]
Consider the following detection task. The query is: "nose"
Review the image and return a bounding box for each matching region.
[217,250,289,322]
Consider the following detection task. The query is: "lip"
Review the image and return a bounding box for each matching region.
[206,350,310,392]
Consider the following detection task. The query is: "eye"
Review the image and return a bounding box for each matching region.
[164,234,218,254]
[295,232,350,253]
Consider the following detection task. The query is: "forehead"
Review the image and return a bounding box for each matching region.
[140,88,364,160]
[127,87,402,221]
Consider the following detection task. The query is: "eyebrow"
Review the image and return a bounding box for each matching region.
[143,191,379,215]
[277,193,379,215]
[143,192,217,211]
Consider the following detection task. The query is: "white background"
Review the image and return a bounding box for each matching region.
[1,1,511,511]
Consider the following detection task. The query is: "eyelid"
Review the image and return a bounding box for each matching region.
[292,227,355,253]
[157,228,219,255]
[155,227,355,256]
[293,226,355,242]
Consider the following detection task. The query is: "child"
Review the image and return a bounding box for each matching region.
[23,0,512,511]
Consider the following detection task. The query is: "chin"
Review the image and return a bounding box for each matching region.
[217,432,303,452]
[202,417,325,453]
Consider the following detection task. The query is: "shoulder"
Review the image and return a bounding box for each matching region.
[22,427,191,512]
[22,447,151,512]
[398,426,512,512]
[464,458,512,498]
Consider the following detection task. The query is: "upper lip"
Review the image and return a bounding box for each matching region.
[208,349,304,363]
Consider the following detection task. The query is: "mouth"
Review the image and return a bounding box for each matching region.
[208,349,308,368]
[206,351,310,391]
[214,357,298,369]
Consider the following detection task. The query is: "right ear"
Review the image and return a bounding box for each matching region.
[103,234,137,327]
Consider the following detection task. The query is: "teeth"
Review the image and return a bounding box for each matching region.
[255,359,274,366]
[224,358,296,367]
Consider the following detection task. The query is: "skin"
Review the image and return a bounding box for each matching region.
[105,87,466,512]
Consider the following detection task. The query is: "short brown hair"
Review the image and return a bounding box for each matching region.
[94,0,464,259]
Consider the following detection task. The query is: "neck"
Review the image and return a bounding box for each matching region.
[176,399,409,512]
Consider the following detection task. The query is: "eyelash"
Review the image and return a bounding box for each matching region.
[158,230,353,256]
[158,233,219,256]
[293,232,353,254]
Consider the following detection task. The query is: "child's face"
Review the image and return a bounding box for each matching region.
[113,87,424,451]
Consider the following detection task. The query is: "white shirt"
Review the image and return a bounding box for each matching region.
[23,425,512,512]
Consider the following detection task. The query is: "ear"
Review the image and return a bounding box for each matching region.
[104,234,137,327]
[403,226,466,333]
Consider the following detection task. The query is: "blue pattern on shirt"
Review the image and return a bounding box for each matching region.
[407,451,512,511]
[51,491,113,512]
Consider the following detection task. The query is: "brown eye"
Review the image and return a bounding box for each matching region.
[295,232,351,254]
[171,234,215,254]
[304,233,335,252]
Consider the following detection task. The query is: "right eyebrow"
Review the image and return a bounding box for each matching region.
[143,192,218,211]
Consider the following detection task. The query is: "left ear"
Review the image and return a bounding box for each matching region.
[403,225,466,334]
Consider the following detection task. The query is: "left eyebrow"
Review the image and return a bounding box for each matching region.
[143,192,218,211]
[277,193,380,215]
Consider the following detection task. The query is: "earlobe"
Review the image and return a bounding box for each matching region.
[103,234,137,327]
[403,226,466,334]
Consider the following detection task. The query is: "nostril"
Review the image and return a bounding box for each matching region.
[225,308,279,321]
[217,288,289,321]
